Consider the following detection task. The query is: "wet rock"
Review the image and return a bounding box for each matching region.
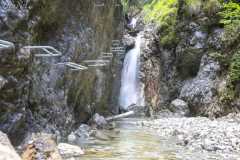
[0,131,21,160]
[180,55,220,116]
[127,104,148,117]
[92,130,110,141]
[169,99,189,117]
[190,31,207,49]
[57,143,84,159]
[67,124,92,145]
[123,34,135,51]
[67,133,77,144]
[74,124,91,138]
[89,113,107,129]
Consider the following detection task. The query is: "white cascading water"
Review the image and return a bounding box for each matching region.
[129,17,137,28]
[119,34,142,110]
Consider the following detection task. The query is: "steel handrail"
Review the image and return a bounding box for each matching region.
[56,62,88,71]
[83,59,110,63]
[22,46,62,57]
[0,39,15,49]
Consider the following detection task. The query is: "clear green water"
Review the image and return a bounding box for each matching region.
[79,118,239,160]
[81,121,177,160]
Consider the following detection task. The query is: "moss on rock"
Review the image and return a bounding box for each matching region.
[29,0,67,42]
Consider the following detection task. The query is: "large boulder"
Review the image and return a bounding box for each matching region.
[89,113,107,129]
[180,55,220,116]
[169,99,190,117]
[207,28,224,50]
[67,124,92,145]
[0,131,21,160]
[57,143,84,160]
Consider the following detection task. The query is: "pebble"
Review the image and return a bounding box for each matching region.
[136,113,240,155]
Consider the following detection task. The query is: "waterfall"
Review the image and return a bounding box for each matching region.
[119,34,142,110]
[129,17,137,29]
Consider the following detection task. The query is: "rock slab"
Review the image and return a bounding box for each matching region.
[0,131,21,160]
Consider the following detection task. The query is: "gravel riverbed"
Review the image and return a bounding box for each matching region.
[134,113,240,159]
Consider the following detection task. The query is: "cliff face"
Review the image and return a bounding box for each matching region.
[140,0,240,117]
[0,0,123,144]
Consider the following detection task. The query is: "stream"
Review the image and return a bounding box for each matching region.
[79,118,236,160]
[80,118,177,160]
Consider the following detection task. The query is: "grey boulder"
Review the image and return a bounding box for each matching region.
[169,99,190,117]
[180,55,220,116]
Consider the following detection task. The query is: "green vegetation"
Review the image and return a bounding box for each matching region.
[229,51,240,84]
[219,83,235,104]
[209,52,230,67]
[142,0,221,46]
[218,1,240,84]
[219,1,240,26]
[121,0,143,13]
[211,1,240,103]
[121,0,129,13]
[184,0,222,18]
[29,0,67,42]
[204,0,222,16]
[219,1,240,47]
[185,0,202,16]
[143,0,178,46]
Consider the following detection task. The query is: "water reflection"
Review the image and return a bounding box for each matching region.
[80,118,240,160]
[81,119,177,160]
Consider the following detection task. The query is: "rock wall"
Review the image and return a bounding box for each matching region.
[140,0,240,117]
[0,0,123,144]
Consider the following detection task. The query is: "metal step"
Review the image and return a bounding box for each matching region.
[0,39,15,49]
[22,46,62,57]
[56,62,88,71]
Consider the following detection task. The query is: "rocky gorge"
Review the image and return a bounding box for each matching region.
[1,0,240,159]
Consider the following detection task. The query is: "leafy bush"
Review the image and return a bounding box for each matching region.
[143,0,178,46]
[219,1,240,25]
[217,1,240,85]
[219,1,240,47]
